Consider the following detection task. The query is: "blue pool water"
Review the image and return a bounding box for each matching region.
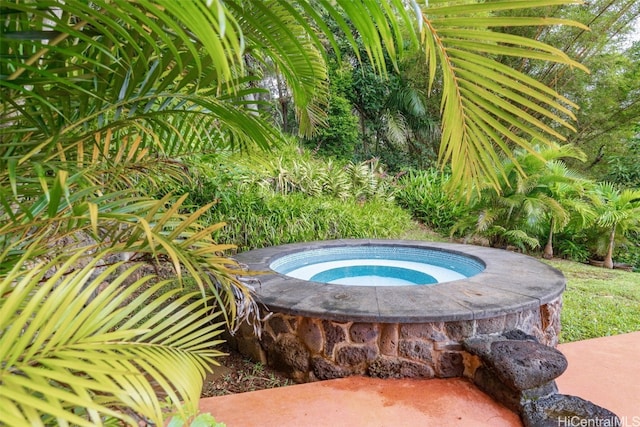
[311,265,438,285]
[270,246,485,286]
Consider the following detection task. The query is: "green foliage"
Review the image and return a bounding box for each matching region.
[0,1,332,422]
[495,2,640,183]
[613,231,640,271]
[257,157,394,202]
[603,135,640,188]
[176,152,410,251]
[394,169,469,234]
[217,192,410,251]
[333,47,441,171]
[162,144,409,251]
[303,62,360,159]
[554,235,591,263]
[0,250,226,426]
[587,182,640,267]
[0,0,607,423]
[567,43,640,179]
[167,411,226,427]
[453,143,592,252]
[302,93,359,159]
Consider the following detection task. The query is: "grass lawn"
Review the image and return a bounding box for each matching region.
[544,259,640,343]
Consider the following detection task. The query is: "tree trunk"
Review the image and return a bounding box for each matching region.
[543,218,554,259]
[276,70,289,132]
[603,226,616,269]
[359,110,367,153]
[280,97,288,132]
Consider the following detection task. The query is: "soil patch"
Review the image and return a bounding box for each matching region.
[201,343,292,397]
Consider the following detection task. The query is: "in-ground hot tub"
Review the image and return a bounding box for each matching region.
[270,244,485,285]
[233,239,565,382]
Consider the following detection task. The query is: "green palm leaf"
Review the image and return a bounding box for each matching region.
[418,0,589,191]
[2,0,591,191]
[0,249,224,426]
[0,174,252,329]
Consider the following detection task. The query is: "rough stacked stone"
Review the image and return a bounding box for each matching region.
[228,297,563,383]
[463,330,619,427]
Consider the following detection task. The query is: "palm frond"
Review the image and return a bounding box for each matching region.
[0,1,280,168]
[0,177,253,329]
[0,249,225,426]
[230,1,330,137]
[418,0,589,192]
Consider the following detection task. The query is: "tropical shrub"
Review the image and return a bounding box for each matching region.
[257,157,394,202]
[453,144,591,253]
[175,156,410,251]
[603,135,640,189]
[395,169,469,234]
[554,232,591,263]
[614,232,640,271]
[303,93,359,159]
[214,191,412,251]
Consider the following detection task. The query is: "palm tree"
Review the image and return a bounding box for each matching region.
[590,183,640,268]
[541,160,594,259]
[1,0,589,424]
[454,143,589,252]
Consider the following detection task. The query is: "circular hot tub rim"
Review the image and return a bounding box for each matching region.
[234,239,566,324]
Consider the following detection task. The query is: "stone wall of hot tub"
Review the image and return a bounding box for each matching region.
[230,296,562,383]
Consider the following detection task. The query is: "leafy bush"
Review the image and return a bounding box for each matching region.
[554,234,591,263]
[394,169,469,234]
[584,182,640,268]
[302,93,359,160]
[175,152,411,251]
[603,136,640,189]
[258,157,394,202]
[451,144,594,254]
[614,232,640,271]
[210,190,410,251]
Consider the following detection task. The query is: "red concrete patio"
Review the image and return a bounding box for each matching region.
[199,332,640,426]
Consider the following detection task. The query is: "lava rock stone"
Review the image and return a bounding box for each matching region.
[522,394,620,427]
[464,333,567,390]
[311,357,350,380]
[489,340,568,390]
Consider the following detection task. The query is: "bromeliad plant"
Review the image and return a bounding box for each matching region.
[1,0,589,424]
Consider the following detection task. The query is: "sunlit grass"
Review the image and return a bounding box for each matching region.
[543,259,640,343]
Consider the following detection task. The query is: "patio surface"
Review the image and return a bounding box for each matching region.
[199,331,640,426]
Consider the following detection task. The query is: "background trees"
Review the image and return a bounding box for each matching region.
[494,0,640,181]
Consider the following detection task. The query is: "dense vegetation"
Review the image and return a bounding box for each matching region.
[174,141,640,272]
[1,0,638,425]
[166,147,412,252]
